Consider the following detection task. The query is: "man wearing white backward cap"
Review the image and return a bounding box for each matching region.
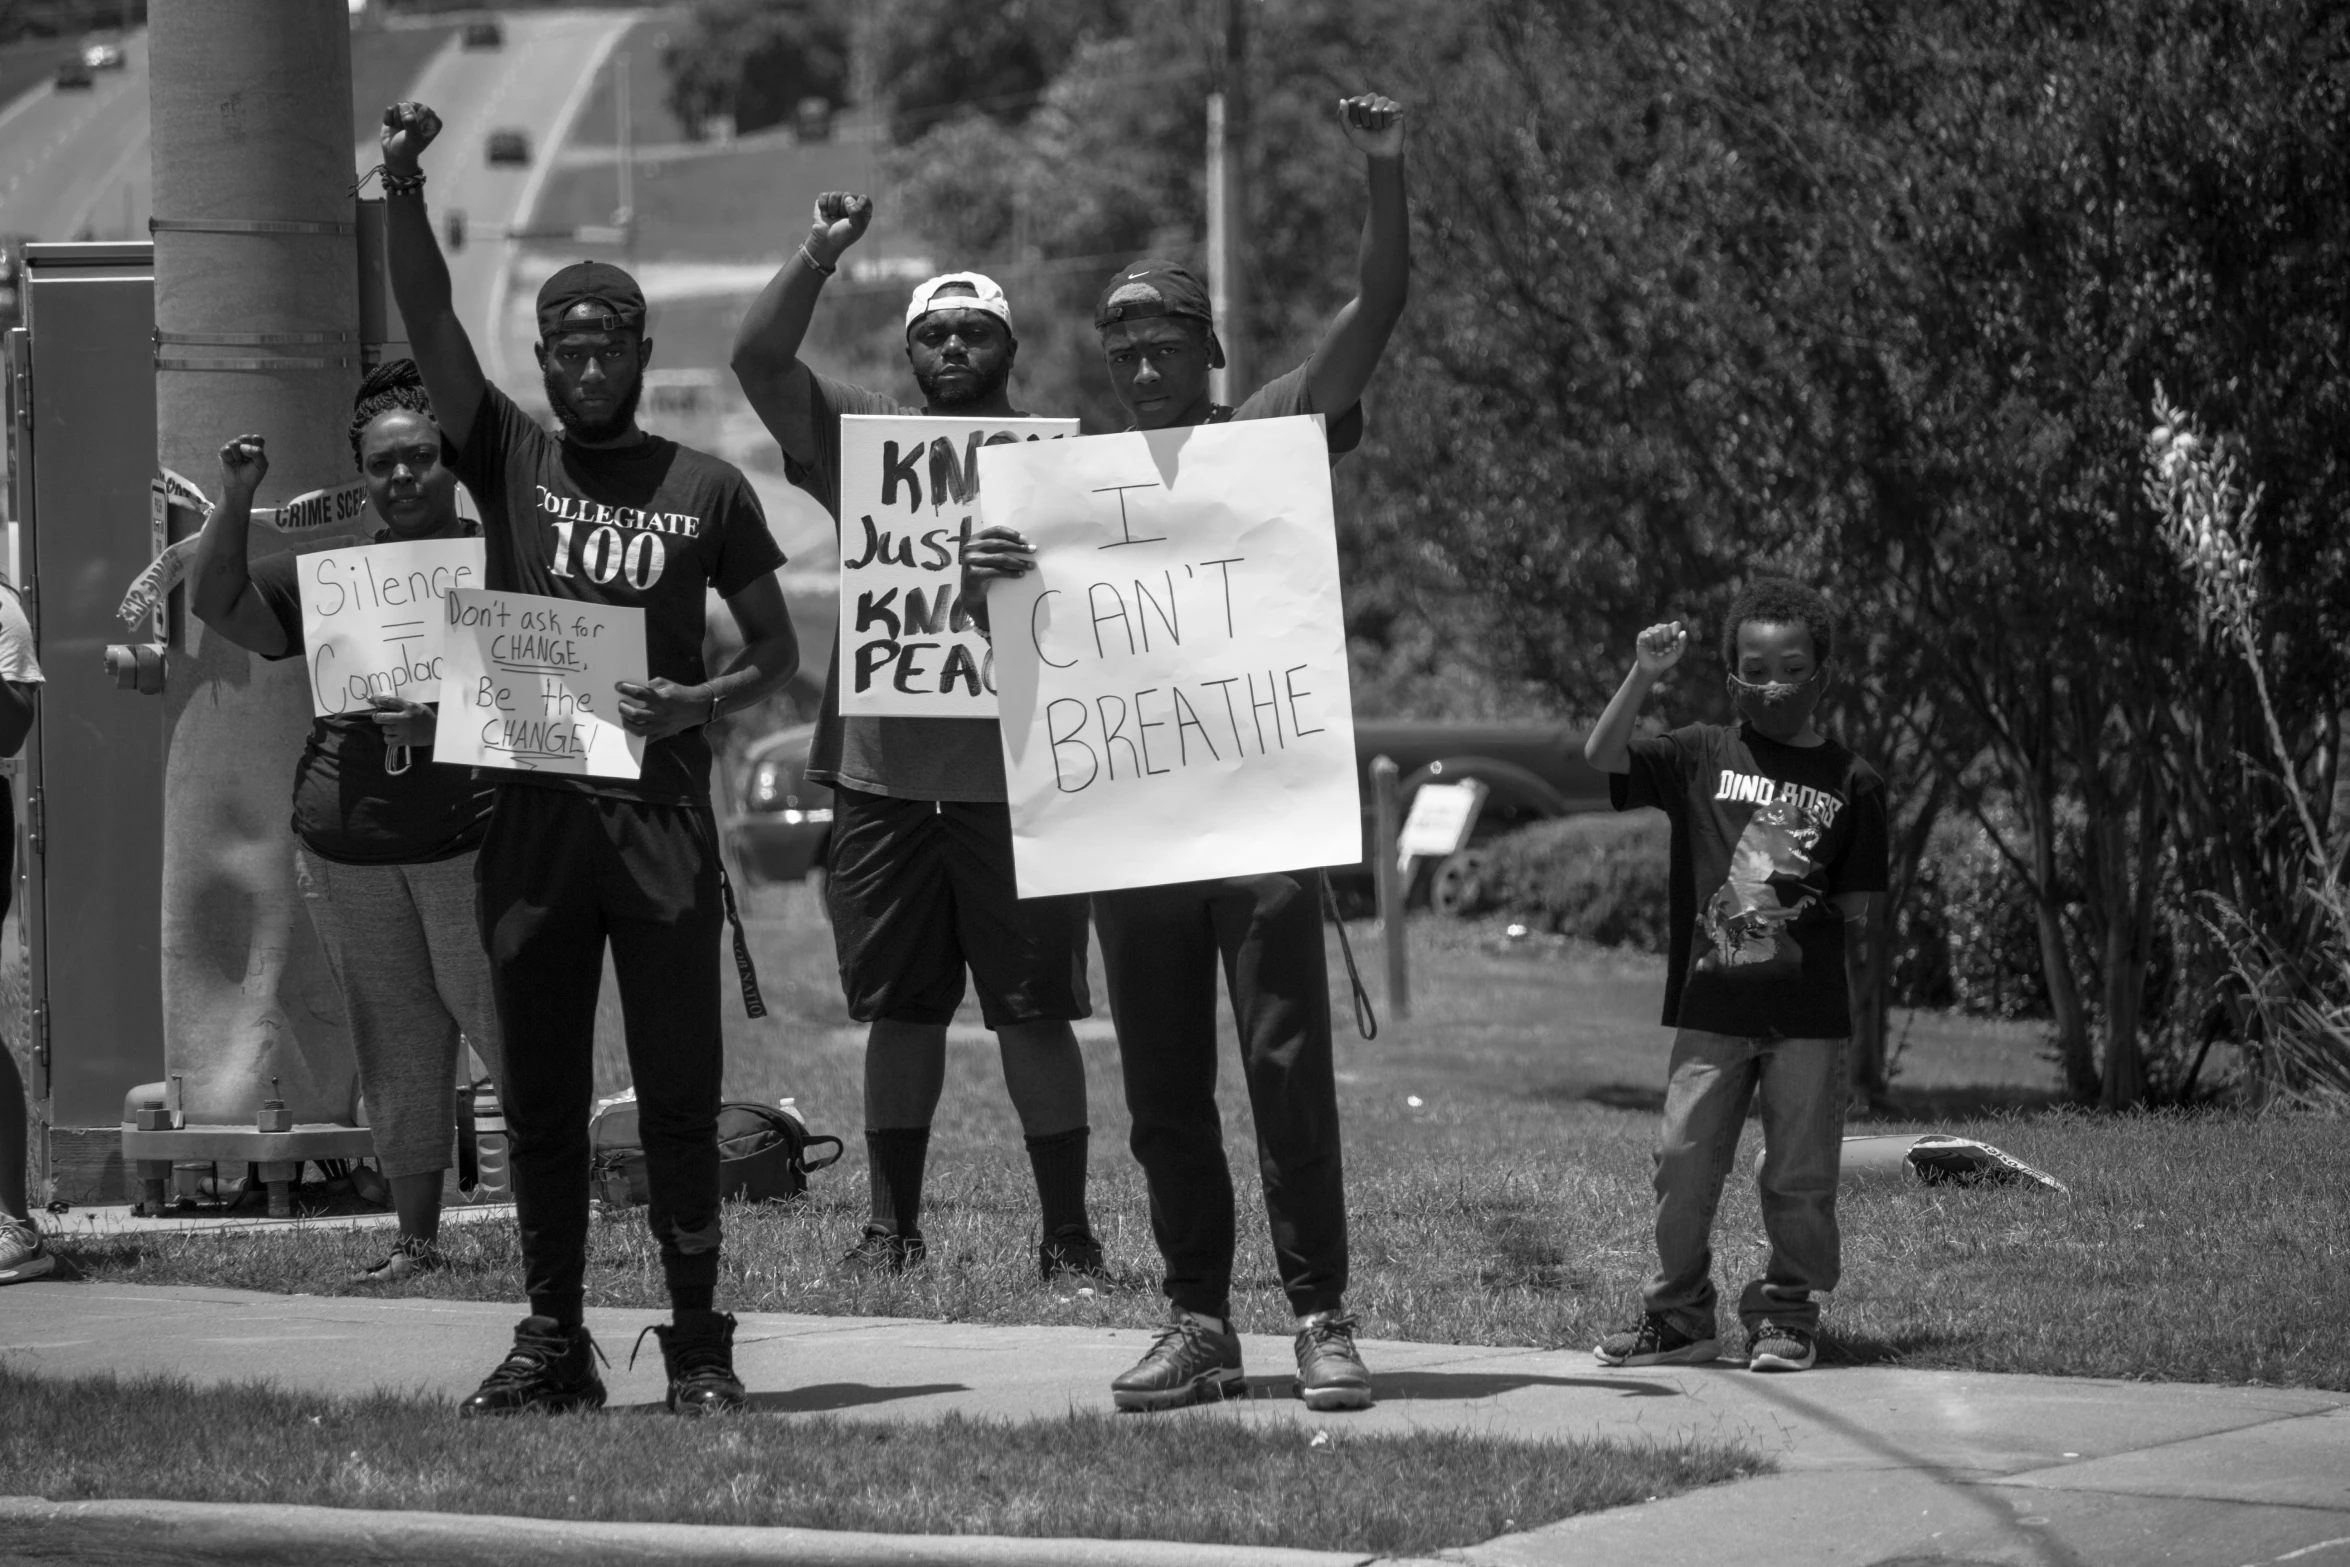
[730,200,1106,1281]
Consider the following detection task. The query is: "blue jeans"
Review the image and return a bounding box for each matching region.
[1643,1029,1846,1337]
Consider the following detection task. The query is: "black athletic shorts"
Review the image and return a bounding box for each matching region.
[826,784,1092,1029]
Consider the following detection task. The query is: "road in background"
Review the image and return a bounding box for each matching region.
[0,31,150,242]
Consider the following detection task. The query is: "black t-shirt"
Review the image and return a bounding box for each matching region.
[1612,722,1888,1039]
[453,386,786,804]
[251,544,498,864]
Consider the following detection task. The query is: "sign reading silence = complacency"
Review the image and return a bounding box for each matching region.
[838,414,1077,718]
[435,587,647,780]
[980,415,1364,898]
[296,537,486,718]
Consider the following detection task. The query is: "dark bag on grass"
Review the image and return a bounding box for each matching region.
[590,1100,843,1207]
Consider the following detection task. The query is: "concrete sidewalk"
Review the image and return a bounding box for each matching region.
[4,1280,2347,1565]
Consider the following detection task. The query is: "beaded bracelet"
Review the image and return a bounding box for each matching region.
[380,168,427,198]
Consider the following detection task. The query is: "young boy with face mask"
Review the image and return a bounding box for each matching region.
[1581,577,1887,1373]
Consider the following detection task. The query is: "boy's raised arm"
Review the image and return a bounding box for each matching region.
[378,102,487,450]
[729,193,874,470]
[1584,621,1688,773]
[1302,94,1410,421]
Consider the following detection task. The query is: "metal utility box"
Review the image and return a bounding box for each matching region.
[5,242,166,1204]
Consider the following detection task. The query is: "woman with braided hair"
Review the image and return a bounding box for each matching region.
[189,358,503,1282]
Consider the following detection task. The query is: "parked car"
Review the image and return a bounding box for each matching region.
[81,39,125,69]
[1333,720,1613,914]
[485,127,531,165]
[461,19,503,48]
[726,723,833,886]
[54,57,94,89]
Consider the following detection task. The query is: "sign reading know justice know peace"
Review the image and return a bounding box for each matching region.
[981,415,1363,898]
[436,587,647,780]
[837,414,1077,718]
[297,537,486,718]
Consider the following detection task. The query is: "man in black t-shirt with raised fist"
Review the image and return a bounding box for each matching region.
[379,100,801,1417]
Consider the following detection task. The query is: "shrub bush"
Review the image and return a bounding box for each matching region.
[1470,813,1674,951]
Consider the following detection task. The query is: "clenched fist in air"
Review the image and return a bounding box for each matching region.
[381,101,444,173]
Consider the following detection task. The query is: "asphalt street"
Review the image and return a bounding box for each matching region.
[0,31,151,244]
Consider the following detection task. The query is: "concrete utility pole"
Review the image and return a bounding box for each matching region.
[148,0,359,1124]
[1205,0,1249,403]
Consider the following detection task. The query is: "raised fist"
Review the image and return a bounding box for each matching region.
[217,433,268,494]
[807,192,874,265]
[380,101,443,173]
[1634,619,1689,676]
[1337,93,1406,160]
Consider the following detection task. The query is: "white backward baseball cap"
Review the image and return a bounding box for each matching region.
[905,271,1013,332]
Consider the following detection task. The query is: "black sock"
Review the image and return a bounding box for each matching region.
[1024,1126,1091,1239]
[866,1127,931,1237]
[662,1246,718,1315]
[529,1295,584,1332]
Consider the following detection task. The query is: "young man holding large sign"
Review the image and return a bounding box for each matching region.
[968,94,1410,1412]
[381,103,801,1417]
[186,363,501,1286]
[729,196,1105,1281]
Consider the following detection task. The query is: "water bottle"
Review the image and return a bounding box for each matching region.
[473,1085,510,1200]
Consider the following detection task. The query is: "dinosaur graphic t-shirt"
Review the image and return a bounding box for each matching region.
[454,385,786,805]
[1613,722,1887,1038]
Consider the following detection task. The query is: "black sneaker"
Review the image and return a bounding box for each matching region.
[459,1316,608,1417]
[635,1309,748,1414]
[1112,1307,1245,1412]
[839,1226,926,1275]
[1594,1312,1720,1367]
[1039,1226,1109,1283]
[1293,1310,1373,1410]
[1747,1321,1817,1373]
[350,1232,445,1285]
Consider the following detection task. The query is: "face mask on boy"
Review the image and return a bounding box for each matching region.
[1727,668,1826,741]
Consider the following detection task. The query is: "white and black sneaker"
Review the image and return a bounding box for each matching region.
[0,1217,54,1285]
[1112,1307,1245,1411]
[1594,1311,1719,1367]
[1747,1321,1818,1373]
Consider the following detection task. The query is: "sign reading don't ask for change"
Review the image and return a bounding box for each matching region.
[436,588,646,780]
[837,414,1076,718]
[297,537,485,718]
[980,415,1363,898]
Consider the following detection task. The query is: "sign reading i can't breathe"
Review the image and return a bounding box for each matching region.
[837,414,1077,718]
[436,587,646,780]
[980,415,1363,898]
[297,537,485,718]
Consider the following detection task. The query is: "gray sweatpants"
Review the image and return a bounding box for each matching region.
[296,849,503,1179]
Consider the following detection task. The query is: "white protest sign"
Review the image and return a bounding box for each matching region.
[436,588,646,780]
[1398,779,1488,867]
[982,415,1361,898]
[837,414,1077,718]
[297,537,485,717]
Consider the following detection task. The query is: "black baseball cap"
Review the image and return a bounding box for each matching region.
[1094,258,1214,330]
[536,260,646,338]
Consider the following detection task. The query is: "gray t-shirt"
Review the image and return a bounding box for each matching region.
[782,369,1015,803]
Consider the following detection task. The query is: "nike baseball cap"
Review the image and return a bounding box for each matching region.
[1094,258,1213,329]
[905,272,1012,333]
[536,260,647,338]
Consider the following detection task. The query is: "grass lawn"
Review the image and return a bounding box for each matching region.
[0,1364,1761,1554]
[54,898,2350,1391]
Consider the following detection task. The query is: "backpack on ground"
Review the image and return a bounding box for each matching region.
[590,1099,843,1207]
